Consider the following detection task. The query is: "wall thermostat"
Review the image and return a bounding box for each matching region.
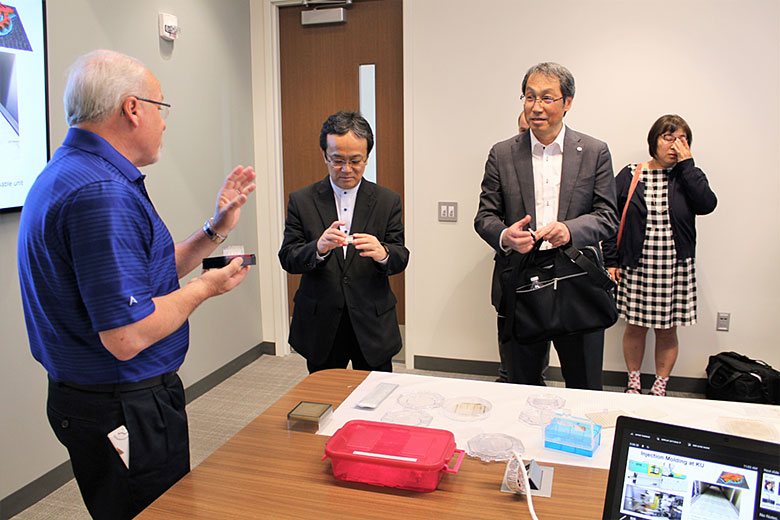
[159,12,180,41]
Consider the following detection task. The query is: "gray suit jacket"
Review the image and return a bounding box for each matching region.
[474,127,618,309]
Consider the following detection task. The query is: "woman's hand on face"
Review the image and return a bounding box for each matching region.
[671,137,692,162]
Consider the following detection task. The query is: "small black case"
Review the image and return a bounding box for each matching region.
[202,254,256,269]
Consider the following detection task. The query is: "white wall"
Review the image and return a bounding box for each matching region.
[403,0,780,376]
[1,0,259,502]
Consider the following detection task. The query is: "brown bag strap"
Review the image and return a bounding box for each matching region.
[617,163,643,249]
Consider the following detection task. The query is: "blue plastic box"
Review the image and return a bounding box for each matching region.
[543,415,601,457]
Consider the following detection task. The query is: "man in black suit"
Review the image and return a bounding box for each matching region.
[279,111,409,373]
[475,63,618,390]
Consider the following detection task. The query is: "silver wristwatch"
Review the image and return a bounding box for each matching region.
[202,219,227,244]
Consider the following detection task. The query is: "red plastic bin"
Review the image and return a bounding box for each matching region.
[322,419,465,492]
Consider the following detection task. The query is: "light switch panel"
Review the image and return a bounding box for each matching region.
[438,202,457,222]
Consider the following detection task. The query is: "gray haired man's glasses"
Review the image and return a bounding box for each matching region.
[521,95,564,106]
[135,97,171,120]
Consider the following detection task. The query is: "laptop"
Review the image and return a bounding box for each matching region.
[603,416,780,520]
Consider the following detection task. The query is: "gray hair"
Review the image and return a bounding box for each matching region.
[521,62,576,101]
[64,50,149,126]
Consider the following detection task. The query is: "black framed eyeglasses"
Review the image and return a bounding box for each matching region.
[521,95,564,106]
[135,97,171,120]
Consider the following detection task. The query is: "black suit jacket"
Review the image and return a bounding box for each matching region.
[474,127,619,310]
[279,177,409,365]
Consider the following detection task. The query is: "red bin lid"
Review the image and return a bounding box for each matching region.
[324,420,456,470]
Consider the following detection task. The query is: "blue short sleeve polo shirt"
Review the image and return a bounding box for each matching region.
[17,128,189,384]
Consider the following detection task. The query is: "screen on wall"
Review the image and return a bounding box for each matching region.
[0,0,48,212]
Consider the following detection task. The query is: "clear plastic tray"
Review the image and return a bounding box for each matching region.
[518,408,556,427]
[382,409,433,427]
[442,396,492,421]
[397,391,444,410]
[467,433,524,462]
[718,417,777,442]
[526,393,565,410]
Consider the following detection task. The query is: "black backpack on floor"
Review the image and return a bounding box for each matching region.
[705,351,780,404]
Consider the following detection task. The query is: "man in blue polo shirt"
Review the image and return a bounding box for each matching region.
[17,50,256,519]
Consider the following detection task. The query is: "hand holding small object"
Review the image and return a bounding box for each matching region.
[193,256,249,297]
[503,214,536,253]
[317,221,348,254]
[351,233,388,261]
[536,221,571,248]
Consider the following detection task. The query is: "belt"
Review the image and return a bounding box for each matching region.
[55,371,178,393]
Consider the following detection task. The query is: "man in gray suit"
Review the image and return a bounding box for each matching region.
[475,62,618,390]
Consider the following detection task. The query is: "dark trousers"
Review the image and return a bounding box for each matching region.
[306,311,393,374]
[499,317,604,390]
[497,318,550,382]
[46,374,190,520]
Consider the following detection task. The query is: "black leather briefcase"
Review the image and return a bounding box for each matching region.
[499,241,618,344]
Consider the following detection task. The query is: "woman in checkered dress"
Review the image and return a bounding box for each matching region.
[603,115,717,396]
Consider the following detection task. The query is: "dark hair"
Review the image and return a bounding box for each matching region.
[319,111,374,156]
[647,114,693,158]
[521,62,575,101]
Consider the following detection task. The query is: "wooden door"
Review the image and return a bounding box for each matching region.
[279,0,405,323]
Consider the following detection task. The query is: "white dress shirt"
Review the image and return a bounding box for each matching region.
[329,177,360,258]
[529,126,565,250]
[530,125,565,230]
[499,126,566,253]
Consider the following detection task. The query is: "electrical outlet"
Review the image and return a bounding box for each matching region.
[438,202,457,222]
[716,312,730,332]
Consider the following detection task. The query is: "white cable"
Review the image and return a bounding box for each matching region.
[513,450,540,520]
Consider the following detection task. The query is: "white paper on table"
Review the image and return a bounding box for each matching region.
[317,372,780,470]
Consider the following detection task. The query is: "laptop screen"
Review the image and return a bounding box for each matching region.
[603,416,780,520]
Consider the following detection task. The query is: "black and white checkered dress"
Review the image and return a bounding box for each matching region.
[617,165,697,328]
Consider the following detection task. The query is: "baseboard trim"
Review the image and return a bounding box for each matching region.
[0,461,73,520]
[184,341,275,403]
[413,355,707,394]
[414,355,499,377]
[1,342,275,520]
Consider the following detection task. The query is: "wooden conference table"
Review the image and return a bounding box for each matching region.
[137,369,608,519]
